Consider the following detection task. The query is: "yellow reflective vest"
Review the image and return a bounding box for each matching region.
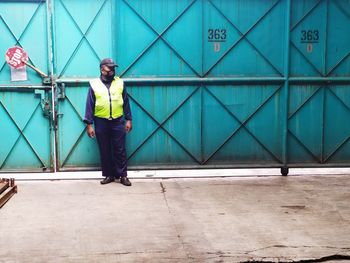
[89,77,124,119]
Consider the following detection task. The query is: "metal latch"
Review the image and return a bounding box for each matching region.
[34,89,51,119]
[57,83,65,99]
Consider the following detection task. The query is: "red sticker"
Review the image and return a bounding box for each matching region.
[5,46,29,68]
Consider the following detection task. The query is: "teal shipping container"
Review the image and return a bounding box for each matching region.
[0,0,349,175]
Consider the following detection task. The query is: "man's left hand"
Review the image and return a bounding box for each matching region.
[125,120,132,133]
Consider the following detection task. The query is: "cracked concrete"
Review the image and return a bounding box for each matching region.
[0,174,350,262]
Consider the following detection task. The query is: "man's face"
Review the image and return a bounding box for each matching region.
[101,65,115,77]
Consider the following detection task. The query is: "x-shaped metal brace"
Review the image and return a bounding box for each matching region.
[0,99,47,169]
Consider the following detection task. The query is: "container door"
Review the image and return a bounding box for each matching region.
[116,0,286,168]
[54,0,350,171]
[288,0,350,165]
[0,0,53,172]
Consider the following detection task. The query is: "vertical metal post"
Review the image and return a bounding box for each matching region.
[112,0,117,61]
[281,0,291,173]
[321,86,325,163]
[44,0,52,64]
[201,0,204,164]
[321,0,329,163]
[324,0,329,76]
[49,0,57,75]
[46,0,57,172]
[46,0,53,78]
[200,86,204,164]
[201,0,204,77]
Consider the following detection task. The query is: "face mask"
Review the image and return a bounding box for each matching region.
[102,74,114,82]
[101,66,115,82]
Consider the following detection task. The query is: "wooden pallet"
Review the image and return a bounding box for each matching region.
[0,178,17,208]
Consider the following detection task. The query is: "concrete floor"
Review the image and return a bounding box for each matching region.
[1,172,350,262]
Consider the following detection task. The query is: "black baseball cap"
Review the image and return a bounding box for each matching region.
[100,58,118,67]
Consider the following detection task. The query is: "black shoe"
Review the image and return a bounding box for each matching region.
[120,177,131,186]
[100,177,115,185]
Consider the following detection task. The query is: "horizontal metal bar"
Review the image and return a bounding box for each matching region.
[57,162,350,172]
[0,86,51,92]
[0,168,53,173]
[289,77,350,84]
[126,77,286,85]
[55,78,92,84]
[128,163,350,170]
[59,164,284,172]
[0,85,50,88]
[56,77,350,86]
[286,163,350,168]
[56,77,286,85]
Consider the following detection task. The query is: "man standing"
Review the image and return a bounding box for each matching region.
[84,58,132,186]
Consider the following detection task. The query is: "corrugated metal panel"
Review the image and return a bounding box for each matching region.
[0,0,52,172]
[288,0,350,165]
[0,0,349,172]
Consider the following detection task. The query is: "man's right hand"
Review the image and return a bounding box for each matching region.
[86,124,95,138]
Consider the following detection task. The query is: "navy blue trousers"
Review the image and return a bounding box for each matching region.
[94,117,127,178]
